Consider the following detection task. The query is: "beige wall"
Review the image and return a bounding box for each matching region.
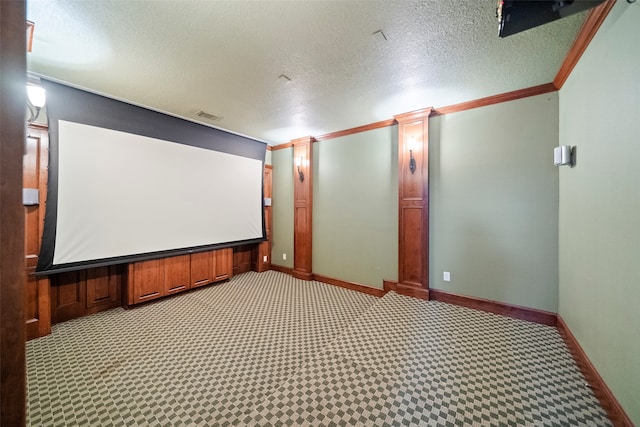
[312,126,398,288]
[429,93,560,312]
[558,1,640,423]
[271,147,294,269]
[272,93,559,310]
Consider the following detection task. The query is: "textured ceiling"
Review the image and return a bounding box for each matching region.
[26,1,588,145]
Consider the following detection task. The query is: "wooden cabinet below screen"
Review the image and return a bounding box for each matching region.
[50,266,123,324]
[164,255,191,295]
[128,258,164,304]
[191,248,233,288]
[127,248,233,305]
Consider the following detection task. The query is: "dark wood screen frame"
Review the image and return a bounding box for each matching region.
[292,136,313,280]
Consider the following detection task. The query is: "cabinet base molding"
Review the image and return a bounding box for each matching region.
[269,267,385,298]
[557,316,633,427]
[270,264,294,275]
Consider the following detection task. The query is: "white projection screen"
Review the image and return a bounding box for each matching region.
[55,121,263,265]
[38,80,267,274]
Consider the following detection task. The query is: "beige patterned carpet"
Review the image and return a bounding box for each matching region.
[27,271,610,426]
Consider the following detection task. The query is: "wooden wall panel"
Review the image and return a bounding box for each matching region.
[400,207,425,286]
[233,244,253,275]
[292,137,313,280]
[52,266,123,324]
[51,271,86,323]
[294,206,312,275]
[24,127,51,339]
[24,273,50,339]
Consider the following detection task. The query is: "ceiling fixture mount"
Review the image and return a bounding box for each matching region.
[278,74,291,83]
[26,20,35,52]
[373,29,387,41]
[195,110,223,121]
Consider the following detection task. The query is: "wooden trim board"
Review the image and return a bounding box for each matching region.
[314,119,396,142]
[311,274,386,298]
[270,264,294,275]
[432,83,557,116]
[385,283,556,326]
[270,142,293,151]
[269,267,386,298]
[553,0,616,90]
[429,289,557,326]
[557,316,634,427]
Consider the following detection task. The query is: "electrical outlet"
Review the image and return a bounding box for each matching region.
[263,255,268,262]
[443,271,451,282]
[282,253,287,261]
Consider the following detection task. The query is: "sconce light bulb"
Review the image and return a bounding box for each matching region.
[27,85,46,108]
[408,136,416,152]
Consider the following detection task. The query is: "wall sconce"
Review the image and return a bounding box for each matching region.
[27,84,46,124]
[554,145,576,167]
[408,136,417,174]
[295,156,304,182]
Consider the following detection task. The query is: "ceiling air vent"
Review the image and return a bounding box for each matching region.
[195,110,223,121]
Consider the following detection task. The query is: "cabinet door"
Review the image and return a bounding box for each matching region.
[129,259,165,304]
[51,270,86,324]
[86,266,121,308]
[214,248,233,281]
[191,251,214,288]
[164,255,191,295]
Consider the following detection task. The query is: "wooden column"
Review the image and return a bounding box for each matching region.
[393,108,432,300]
[1,0,27,424]
[292,137,313,280]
